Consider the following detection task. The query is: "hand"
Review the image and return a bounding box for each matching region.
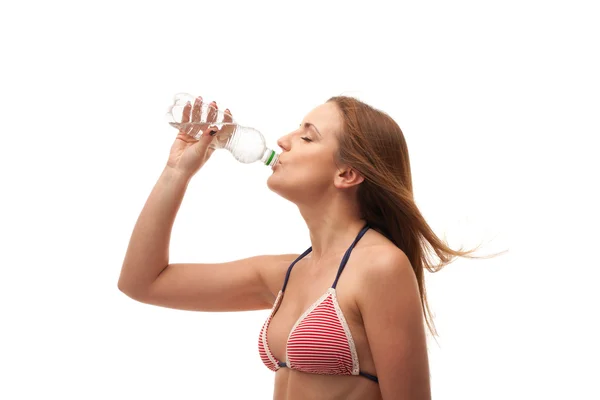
[165,96,233,178]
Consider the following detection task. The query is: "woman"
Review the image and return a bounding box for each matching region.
[118,95,494,399]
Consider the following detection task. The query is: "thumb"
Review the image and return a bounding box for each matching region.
[193,127,217,156]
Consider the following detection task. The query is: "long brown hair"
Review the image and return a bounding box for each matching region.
[328,96,507,338]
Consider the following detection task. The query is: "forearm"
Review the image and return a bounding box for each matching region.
[118,166,191,296]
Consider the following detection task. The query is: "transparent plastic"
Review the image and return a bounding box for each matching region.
[166,93,279,166]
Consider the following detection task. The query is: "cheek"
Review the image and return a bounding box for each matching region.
[301,152,337,176]
[295,164,336,188]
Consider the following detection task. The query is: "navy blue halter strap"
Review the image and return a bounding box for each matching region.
[281,246,313,293]
[281,223,370,292]
[332,223,370,289]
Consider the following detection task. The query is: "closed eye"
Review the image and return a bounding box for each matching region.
[299,122,320,142]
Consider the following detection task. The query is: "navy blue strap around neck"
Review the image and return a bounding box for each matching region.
[280,224,370,292]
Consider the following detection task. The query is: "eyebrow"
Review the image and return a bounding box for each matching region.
[302,122,322,138]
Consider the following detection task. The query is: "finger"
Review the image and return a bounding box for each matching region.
[181,101,191,123]
[179,101,193,136]
[192,96,203,122]
[223,108,232,123]
[203,101,218,136]
[207,101,218,122]
[188,96,204,138]
[195,129,218,156]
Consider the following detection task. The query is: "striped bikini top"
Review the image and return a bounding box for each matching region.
[258,224,378,383]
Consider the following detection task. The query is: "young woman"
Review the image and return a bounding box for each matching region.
[118,95,495,399]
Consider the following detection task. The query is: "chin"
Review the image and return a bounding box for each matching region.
[266,173,298,203]
[266,173,284,195]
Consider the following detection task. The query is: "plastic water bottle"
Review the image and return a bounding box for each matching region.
[166,93,279,167]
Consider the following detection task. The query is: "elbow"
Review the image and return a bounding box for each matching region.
[117,280,128,294]
[118,283,145,302]
[118,277,152,302]
[117,280,134,298]
[117,278,141,299]
[117,272,130,294]
[117,264,165,300]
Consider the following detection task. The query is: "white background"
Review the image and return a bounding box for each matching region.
[1,0,598,399]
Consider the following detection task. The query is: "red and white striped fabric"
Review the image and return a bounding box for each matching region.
[258,287,359,376]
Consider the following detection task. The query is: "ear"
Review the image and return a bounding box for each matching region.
[334,167,365,189]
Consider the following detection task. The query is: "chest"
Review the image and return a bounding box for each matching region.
[266,260,369,366]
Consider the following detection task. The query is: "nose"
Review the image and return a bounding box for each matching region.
[277,133,291,152]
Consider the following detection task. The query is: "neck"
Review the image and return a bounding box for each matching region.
[297,190,366,262]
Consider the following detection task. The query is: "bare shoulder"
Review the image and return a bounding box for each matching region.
[364,244,411,274]
[358,229,411,269]
[352,231,416,299]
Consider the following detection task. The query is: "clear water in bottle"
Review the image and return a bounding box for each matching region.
[166,93,279,166]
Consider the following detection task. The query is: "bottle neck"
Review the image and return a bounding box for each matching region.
[261,148,279,167]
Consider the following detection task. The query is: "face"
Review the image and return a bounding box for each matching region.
[267,102,345,204]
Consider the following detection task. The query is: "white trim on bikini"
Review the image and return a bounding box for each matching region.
[331,288,361,376]
[262,290,283,370]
